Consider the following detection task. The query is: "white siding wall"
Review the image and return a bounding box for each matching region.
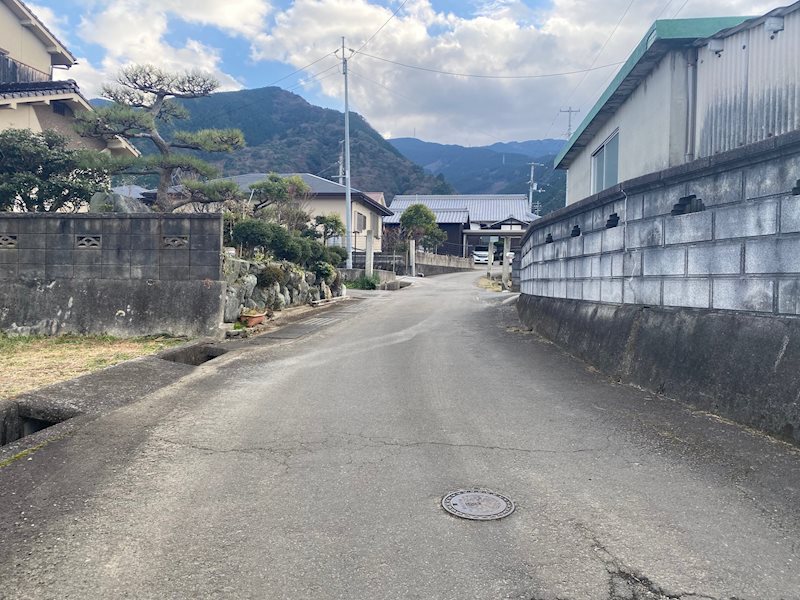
[696,9,800,156]
[0,2,53,76]
[567,51,690,204]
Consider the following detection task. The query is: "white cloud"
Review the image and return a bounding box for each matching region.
[249,0,778,144]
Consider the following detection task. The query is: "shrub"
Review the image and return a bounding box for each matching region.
[232,219,286,253]
[325,246,347,266]
[346,274,381,290]
[257,264,286,288]
[312,261,337,285]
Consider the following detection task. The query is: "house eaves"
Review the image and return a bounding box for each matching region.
[554,16,750,170]
[1,0,75,66]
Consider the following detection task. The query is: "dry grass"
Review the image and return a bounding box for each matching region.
[477,276,504,292]
[0,335,185,399]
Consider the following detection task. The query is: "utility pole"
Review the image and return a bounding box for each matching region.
[341,37,353,269]
[337,140,344,186]
[560,106,581,139]
[528,162,544,213]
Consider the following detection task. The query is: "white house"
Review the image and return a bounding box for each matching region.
[556,3,800,205]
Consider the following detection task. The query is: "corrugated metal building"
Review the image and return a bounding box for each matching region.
[555,2,800,205]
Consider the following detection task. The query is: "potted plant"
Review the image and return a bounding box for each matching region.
[239,308,268,327]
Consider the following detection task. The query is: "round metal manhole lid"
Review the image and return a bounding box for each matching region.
[442,489,515,521]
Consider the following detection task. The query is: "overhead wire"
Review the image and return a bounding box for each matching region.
[543,0,638,138]
[353,0,410,56]
[672,0,691,17]
[356,51,624,79]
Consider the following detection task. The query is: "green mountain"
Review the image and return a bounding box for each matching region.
[388,137,567,215]
[164,87,452,198]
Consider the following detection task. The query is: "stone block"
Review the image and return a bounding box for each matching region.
[190,234,222,251]
[713,278,774,312]
[623,251,643,277]
[778,280,800,315]
[160,249,192,268]
[626,218,664,248]
[714,200,777,239]
[131,266,160,280]
[599,254,614,278]
[554,280,567,299]
[102,218,132,235]
[130,234,161,250]
[46,249,73,265]
[600,279,623,303]
[602,226,624,252]
[0,263,17,279]
[131,218,160,235]
[190,265,222,280]
[0,218,19,234]
[663,279,710,308]
[73,219,104,234]
[46,234,73,250]
[687,243,741,275]
[45,264,73,278]
[131,250,160,266]
[780,196,800,233]
[583,231,602,254]
[15,219,46,234]
[0,248,17,264]
[688,169,743,207]
[102,248,131,265]
[45,219,72,234]
[101,264,131,279]
[745,154,800,199]
[583,279,600,301]
[18,264,45,279]
[574,257,591,278]
[73,265,103,279]
[102,234,132,250]
[642,247,686,276]
[160,266,190,281]
[190,217,222,236]
[665,211,712,245]
[643,183,688,218]
[73,249,102,265]
[16,249,44,264]
[627,194,644,221]
[162,218,191,236]
[16,234,46,249]
[611,253,624,277]
[589,256,601,277]
[567,235,583,257]
[745,238,800,274]
[624,278,661,305]
[591,208,606,231]
[566,280,582,299]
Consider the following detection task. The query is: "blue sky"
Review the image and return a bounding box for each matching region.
[31,0,771,144]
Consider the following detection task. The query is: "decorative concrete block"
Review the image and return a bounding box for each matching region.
[745,238,800,274]
[624,278,661,305]
[665,211,712,245]
[778,280,800,315]
[780,196,800,233]
[713,278,774,312]
[688,169,743,207]
[745,154,800,199]
[714,200,777,239]
[626,218,664,248]
[600,279,623,303]
[602,226,624,252]
[642,247,686,276]
[663,279,710,308]
[687,243,741,275]
[643,183,688,218]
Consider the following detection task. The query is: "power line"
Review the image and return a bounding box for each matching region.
[672,0,691,17]
[263,51,338,87]
[544,0,638,137]
[357,50,624,79]
[353,0,410,56]
[285,63,341,93]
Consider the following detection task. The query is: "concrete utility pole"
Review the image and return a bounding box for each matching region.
[501,236,511,288]
[560,106,581,139]
[337,140,344,186]
[365,230,374,278]
[342,37,353,269]
[528,162,544,213]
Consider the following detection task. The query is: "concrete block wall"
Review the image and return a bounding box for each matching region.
[520,134,800,316]
[0,214,226,338]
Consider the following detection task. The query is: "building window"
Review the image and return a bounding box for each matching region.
[355,211,367,232]
[592,131,619,193]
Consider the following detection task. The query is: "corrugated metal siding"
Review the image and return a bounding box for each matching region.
[696,9,800,156]
[390,195,533,223]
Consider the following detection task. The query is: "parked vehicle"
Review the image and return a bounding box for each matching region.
[472,246,490,264]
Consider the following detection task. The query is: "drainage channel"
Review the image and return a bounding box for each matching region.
[0,401,72,449]
[158,343,229,366]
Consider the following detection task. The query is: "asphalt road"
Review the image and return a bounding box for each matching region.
[1,271,800,600]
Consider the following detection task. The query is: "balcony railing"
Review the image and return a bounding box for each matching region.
[0,56,50,84]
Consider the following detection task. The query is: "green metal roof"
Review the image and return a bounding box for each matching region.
[554,16,750,170]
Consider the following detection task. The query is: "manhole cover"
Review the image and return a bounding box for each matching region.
[441,489,515,521]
